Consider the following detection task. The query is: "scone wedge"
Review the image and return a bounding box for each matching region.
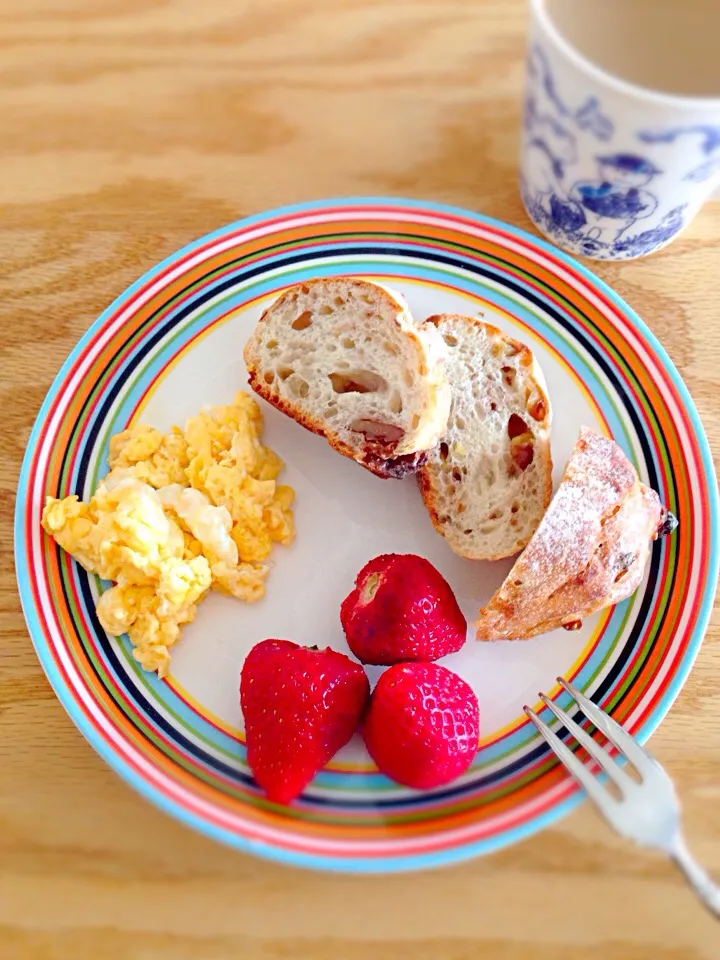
[475,428,676,641]
[244,278,451,478]
[417,313,552,560]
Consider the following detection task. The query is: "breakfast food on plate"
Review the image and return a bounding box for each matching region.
[340,553,467,665]
[42,392,295,676]
[417,313,552,560]
[244,277,451,478]
[240,639,370,803]
[475,428,676,641]
[362,662,480,789]
[43,477,212,674]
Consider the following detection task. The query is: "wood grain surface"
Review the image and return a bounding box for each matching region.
[1,1,719,957]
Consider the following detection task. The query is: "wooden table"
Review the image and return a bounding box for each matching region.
[2,1,719,957]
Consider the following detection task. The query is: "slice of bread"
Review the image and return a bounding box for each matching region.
[417,314,552,560]
[475,428,673,641]
[244,278,451,478]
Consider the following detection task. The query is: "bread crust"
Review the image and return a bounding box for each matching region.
[475,429,667,640]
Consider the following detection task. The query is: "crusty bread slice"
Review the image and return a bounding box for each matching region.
[417,314,552,560]
[475,428,673,641]
[244,278,451,478]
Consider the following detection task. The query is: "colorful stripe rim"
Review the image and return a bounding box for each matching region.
[15,197,719,873]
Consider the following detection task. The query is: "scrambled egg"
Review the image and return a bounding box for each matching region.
[42,392,295,677]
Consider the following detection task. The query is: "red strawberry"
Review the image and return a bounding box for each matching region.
[363,662,479,789]
[340,553,467,665]
[240,639,369,804]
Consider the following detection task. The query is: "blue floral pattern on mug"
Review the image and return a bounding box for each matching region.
[522,43,720,259]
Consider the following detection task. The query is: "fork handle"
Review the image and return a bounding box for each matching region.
[670,834,720,919]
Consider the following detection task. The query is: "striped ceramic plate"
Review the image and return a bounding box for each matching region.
[15,198,718,873]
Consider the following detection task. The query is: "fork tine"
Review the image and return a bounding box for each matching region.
[538,694,633,794]
[524,706,618,819]
[557,678,656,774]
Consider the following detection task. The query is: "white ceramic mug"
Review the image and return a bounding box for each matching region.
[521,0,720,260]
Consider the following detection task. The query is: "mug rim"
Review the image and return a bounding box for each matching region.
[531,0,720,110]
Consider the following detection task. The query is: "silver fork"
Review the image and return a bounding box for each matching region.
[525,677,720,919]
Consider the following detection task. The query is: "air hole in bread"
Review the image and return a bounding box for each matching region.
[411,413,420,429]
[329,370,387,394]
[266,339,278,349]
[290,377,310,398]
[452,442,466,460]
[482,461,497,485]
[300,284,310,294]
[488,511,500,521]
[362,294,374,305]
[511,502,519,514]
[457,503,466,514]
[505,342,521,358]
[263,371,275,385]
[383,341,400,356]
[443,333,458,347]
[452,468,462,482]
[502,366,516,387]
[341,337,356,349]
[389,392,403,414]
[463,528,473,535]
[334,296,345,307]
[513,579,523,587]
[319,304,334,315]
[508,414,530,439]
[276,365,294,381]
[404,370,414,387]
[440,442,449,461]
[490,401,498,412]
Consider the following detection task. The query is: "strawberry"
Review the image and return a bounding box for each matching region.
[240,639,369,804]
[362,662,479,789]
[340,553,467,665]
